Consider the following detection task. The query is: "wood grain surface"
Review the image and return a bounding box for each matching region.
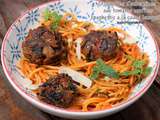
[0,0,160,120]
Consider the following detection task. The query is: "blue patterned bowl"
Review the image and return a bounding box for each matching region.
[1,0,159,119]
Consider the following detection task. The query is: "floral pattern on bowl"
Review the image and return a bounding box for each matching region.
[1,0,159,119]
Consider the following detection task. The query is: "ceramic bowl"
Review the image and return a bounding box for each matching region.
[1,0,159,119]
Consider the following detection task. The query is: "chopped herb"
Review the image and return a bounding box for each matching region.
[96,59,119,79]
[143,67,152,76]
[121,55,152,77]
[51,23,58,31]
[90,59,119,80]
[90,66,100,80]
[43,9,62,30]
[120,69,142,76]
[125,55,145,69]
[133,60,145,69]
[43,9,52,21]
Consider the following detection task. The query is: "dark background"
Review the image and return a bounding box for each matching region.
[0,0,160,120]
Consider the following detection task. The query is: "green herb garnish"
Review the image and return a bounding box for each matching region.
[120,55,152,77]
[120,66,152,77]
[97,59,119,79]
[90,59,119,80]
[120,69,142,76]
[90,66,101,80]
[132,60,145,69]
[43,9,62,30]
[43,9,53,21]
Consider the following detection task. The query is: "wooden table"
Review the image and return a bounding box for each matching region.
[0,0,160,120]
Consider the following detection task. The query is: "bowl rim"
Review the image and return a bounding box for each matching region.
[1,0,160,116]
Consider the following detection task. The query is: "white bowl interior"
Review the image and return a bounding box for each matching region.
[1,0,159,118]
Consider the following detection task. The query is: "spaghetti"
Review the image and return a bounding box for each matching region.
[17,12,150,112]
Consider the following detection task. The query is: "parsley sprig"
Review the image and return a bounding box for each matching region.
[90,59,119,80]
[90,57,152,80]
[120,55,152,77]
[43,9,62,30]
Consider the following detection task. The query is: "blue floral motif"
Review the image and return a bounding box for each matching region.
[26,8,40,25]
[69,5,87,20]
[5,57,17,74]
[14,24,28,42]
[8,41,21,64]
[121,24,130,31]
[69,5,80,15]
[49,1,65,13]
[87,0,99,9]
[151,50,157,64]
[4,42,20,74]
[3,50,13,74]
[137,25,148,49]
[140,34,148,46]
[9,63,17,73]
[136,23,143,30]
[153,50,157,58]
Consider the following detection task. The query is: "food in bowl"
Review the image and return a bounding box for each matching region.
[22,26,66,65]
[81,30,119,61]
[38,73,78,108]
[16,9,153,112]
